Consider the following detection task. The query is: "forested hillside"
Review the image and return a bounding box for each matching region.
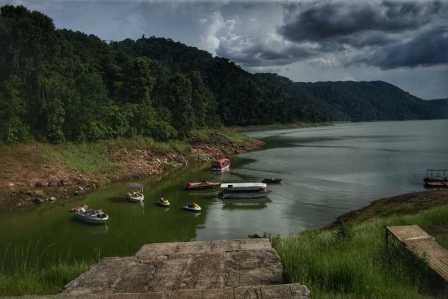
[0,5,446,144]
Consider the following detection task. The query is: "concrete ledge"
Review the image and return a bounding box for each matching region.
[13,283,310,298]
[14,239,309,298]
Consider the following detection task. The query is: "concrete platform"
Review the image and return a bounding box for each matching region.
[61,239,309,298]
[387,225,448,284]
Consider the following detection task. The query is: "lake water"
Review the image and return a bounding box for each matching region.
[1,119,447,266]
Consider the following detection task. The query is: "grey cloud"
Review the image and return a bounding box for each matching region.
[216,43,317,67]
[280,0,446,48]
[365,26,448,69]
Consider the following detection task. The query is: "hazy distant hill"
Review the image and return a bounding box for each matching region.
[0,5,446,143]
[427,99,448,119]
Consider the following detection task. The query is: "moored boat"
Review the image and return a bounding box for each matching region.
[262,178,282,184]
[158,196,170,207]
[72,206,109,224]
[423,169,448,189]
[219,182,270,199]
[183,202,202,212]
[127,183,145,202]
[185,181,220,190]
[211,158,230,172]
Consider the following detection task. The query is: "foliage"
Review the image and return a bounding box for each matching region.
[0,5,446,144]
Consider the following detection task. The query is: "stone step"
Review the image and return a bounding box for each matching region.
[50,239,309,298]
[16,283,310,299]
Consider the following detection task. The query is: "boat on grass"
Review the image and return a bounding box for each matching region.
[185,181,220,190]
[183,202,202,212]
[127,183,144,202]
[71,205,109,225]
[219,182,270,199]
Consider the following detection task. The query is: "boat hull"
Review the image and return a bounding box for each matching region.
[220,191,271,199]
[183,206,202,212]
[74,213,109,225]
[128,195,144,202]
[185,182,220,190]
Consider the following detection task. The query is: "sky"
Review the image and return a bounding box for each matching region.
[2,0,448,99]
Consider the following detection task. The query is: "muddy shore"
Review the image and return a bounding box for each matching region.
[0,133,264,210]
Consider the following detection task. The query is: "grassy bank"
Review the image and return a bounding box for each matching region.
[275,191,448,299]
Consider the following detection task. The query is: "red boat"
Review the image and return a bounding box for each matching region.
[185,181,220,190]
[211,158,231,172]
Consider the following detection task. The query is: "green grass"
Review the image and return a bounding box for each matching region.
[275,205,448,299]
[39,137,193,174]
[0,242,97,296]
[0,261,89,295]
[190,128,253,145]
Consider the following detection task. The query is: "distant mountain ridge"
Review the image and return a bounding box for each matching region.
[0,5,446,143]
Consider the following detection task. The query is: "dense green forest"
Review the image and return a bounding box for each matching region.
[0,5,446,144]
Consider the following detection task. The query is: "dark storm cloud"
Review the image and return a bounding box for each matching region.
[280,0,445,47]
[365,26,448,69]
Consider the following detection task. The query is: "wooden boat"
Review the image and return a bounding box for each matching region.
[219,183,270,199]
[211,158,230,172]
[72,206,109,224]
[183,202,202,212]
[262,178,282,184]
[127,183,144,202]
[185,181,220,190]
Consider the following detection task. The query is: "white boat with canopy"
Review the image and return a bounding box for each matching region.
[127,183,144,202]
[219,182,270,199]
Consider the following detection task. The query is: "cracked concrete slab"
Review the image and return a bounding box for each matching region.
[60,239,309,298]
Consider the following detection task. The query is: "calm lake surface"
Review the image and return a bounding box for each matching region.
[1,119,447,265]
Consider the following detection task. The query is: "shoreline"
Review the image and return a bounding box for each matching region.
[328,189,448,228]
[232,121,334,133]
[0,129,264,210]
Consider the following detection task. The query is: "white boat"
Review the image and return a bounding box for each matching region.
[183,202,202,212]
[127,183,144,202]
[128,191,144,202]
[219,182,270,199]
[72,206,109,224]
[158,197,170,207]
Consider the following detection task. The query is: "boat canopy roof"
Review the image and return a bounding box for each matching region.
[220,182,266,189]
[128,183,144,189]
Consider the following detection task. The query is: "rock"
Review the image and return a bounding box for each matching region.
[49,196,56,202]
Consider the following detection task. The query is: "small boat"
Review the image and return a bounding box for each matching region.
[183,202,202,212]
[211,158,231,172]
[423,169,448,189]
[185,181,220,190]
[72,205,109,225]
[127,183,144,202]
[158,197,170,207]
[219,182,270,199]
[262,178,282,184]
